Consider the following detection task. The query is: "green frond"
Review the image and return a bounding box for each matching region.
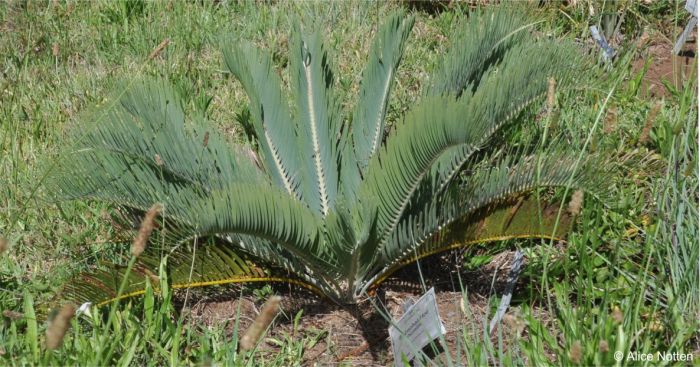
[364,196,575,294]
[222,41,304,199]
[357,96,470,241]
[454,152,611,219]
[419,8,588,207]
[215,234,341,298]
[47,80,263,208]
[352,11,415,173]
[362,150,610,294]
[427,6,529,97]
[357,38,584,250]
[323,206,358,276]
[173,183,335,275]
[289,21,342,216]
[47,80,330,274]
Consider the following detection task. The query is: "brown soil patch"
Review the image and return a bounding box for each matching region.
[186,251,553,366]
[633,30,696,98]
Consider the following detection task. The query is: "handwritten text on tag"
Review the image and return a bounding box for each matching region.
[389,288,446,366]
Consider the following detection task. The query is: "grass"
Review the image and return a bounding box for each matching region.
[0,0,697,365]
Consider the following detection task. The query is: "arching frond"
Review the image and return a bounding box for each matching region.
[360,150,610,294]
[352,11,415,174]
[60,241,321,307]
[425,41,586,199]
[222,42,304,199]
[47,80,263,208]
[172,183,333,275]
[363,196,575,294]
[223,234,340,296]
[289,21,342,216]
[357,40,584,252]
[427,6,529,97]
[47,79,333,283]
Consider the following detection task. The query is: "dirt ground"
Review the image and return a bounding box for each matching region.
[632,29,696,98]
[187,250,543,366]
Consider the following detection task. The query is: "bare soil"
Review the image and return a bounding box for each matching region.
[186,250,548,366]
[633,29,696,98]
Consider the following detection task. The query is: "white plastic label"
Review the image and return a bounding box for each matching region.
[389,288,446,366]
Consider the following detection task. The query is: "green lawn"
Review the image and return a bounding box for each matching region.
[0,0,697,365]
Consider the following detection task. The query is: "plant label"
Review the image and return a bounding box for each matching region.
[674,0,697,54]
[589,25,616,62]
[489,250,524,333]
[674,17,697,54]
[389,287,446,366]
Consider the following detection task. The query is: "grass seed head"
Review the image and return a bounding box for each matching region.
[131,203,163,257]
[0,237,7,255]
[638,102,661,146]
[2,310,23,320]
[503,312,525,336]
[569,340,583,364]
[148,38,171,60]
[598,340,609,353]
[568,190,584,216]
[239,295,282,352]
[604,107,618,134]
[46,304,76,350]
[612,306,623,324]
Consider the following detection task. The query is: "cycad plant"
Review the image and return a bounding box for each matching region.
[49,8,608,306]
